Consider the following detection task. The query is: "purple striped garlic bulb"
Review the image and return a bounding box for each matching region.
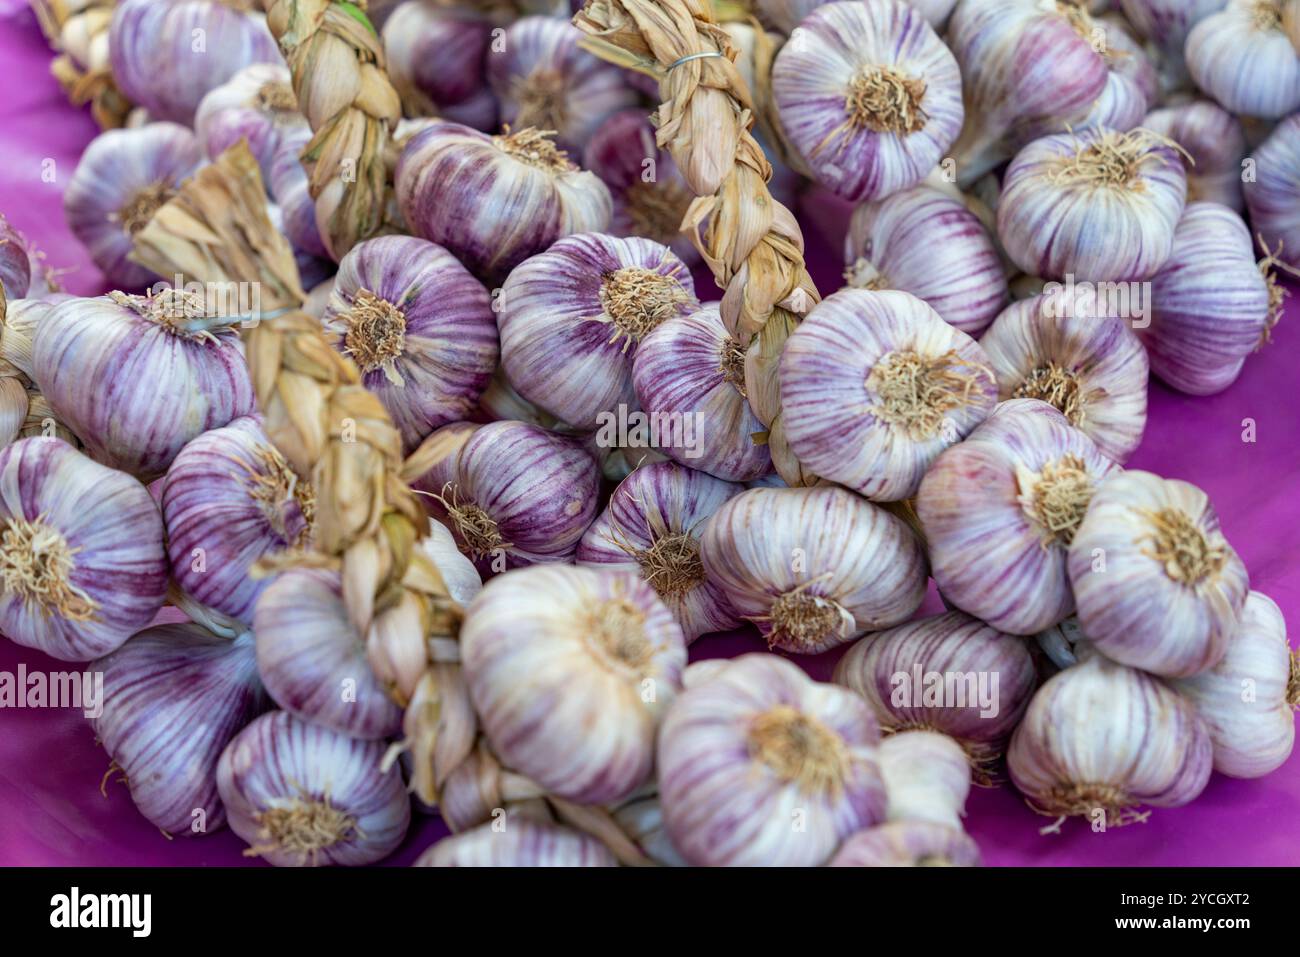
[1069,470,1249,677]
[217,711,411,867]
[631,304,774,483]
[658,653,888,867]
[1171,591,1297,778]
[33,293,256,479]
[1069,21,1157,135]
[487,16,636,152]
[829,820,982,866]
[267,124,329,261]
[833,611,1038,773]
[0,215,33,300]
[1143,101,1247,210]
[759,0,958,30]
[1244,114,1300,270]
[1141,202,1276,395]
[1008,652,1213,827]
[699,485,928,654]
[194,63,306,183]
[1186,0,1300,119]
[461,564,687,804]
[64,123,203,289]
[383,3,497,129]
[395,122,612,283]
[771,0,963,202]
[844,186,1009,335]
[321,236,498,453]
[161,417,313,627]
[499,233,698,431]
[918,400,1119,635]
[0,438,166,662]
[90,623,268,836]
[1118,0,1226,83]
[977,287,1149,462]
[877,731,972,830]
[414,819,617,867]
[780,289,998,501]
[577,461,744,642]
[997,128,1187,281]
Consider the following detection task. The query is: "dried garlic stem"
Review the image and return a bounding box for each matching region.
[342,289,408,383]
[1049,128,1187,190]
[767,587,846,650]
[599,266,691,350]
[1013,361,1086,425]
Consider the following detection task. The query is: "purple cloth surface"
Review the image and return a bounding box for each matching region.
[0,5,1296,866]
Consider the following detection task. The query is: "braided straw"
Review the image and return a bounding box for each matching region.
[574,0,820,485]
[31,0,132,129]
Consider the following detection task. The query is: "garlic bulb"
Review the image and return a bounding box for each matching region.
[267,123,329,261]
[0,215,32,300]
[610,794,689,867]
[487,16,636,152]
[1069,470,1249,677]
[780,289,998,501]
[699,486,928,654]
[1072,21,1158,134]
[0,298,51,381]
[161,417,313,626]
[1243,114,1300,270]
[997,128,1187,281]
[631,304,774,482]
[1118,0,1226,82]
[1008,652,1213,827]
[1143,101,1247,210]
[0,438,166,662]
[977,287,1149,462]
[658,653,887,866]
[414,819,617,867]
[461,564,687,804]
[1142,202,1276,395]
[834,611,1038,771]
[320,236,498,453]
[109,0,282,125]
[918,400,1119,634]
[91,623,268,836]
[577,461,743,642]
[499,233,698,431]
[829,820,982,866]
[395,122,612,282]
[64,123,203,289]
[383,3,497,128]
[844,186,1009,335]
[34,293,256,480]
[771,0,963,202]
[1186,0,1300,119]
[194,63,306,184]
[761,0,958,30]
[217,711,411,867]
[877,730,972,830]
[1171,591,1297,778]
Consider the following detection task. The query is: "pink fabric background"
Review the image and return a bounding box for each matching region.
[0,4,1296,866]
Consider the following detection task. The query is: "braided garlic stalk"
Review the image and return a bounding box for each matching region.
[30,0,132,128]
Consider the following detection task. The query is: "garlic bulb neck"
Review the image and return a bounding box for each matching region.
[0,515,96,619]
[1051,129,1171,189]
[1018,454,1093,546]
[444,495,509,560]
[599,267,691,350]
[343,289,408,380]
[867,348,985,440]
[116,181,176,236]
[748,704,849,795]
[1013,361,1086,424]
[493,126,572,173]
[1140,506,1228,585]
[845,66,929,135]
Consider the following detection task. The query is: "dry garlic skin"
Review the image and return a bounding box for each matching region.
[829,820,981,866]
[657,654,887,867]
[699,485,927,654]
[414,819,617,867]
[1068,470,1249,677]
[460,565,686,804]
[780,289,998,501]
[771,0,964,202]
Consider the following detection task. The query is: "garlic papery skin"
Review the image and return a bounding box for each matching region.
[577,461,744,642]
[0,438,167,662]
[161,417,313,627]
[0,298,52,381]
[414,819,618,867]
[997,128,1187,282]
[109,0,282,126]
[699,486,928,654]
[780,289,998,501]
[217,710,411,867]
[1186,0,1300,119]
[90,624,268,836]
[658,653,887,867]
[1244,114,1300,270]
[1008,652,1213,827]
[1171,591,1297,778]
[877,730,972,830]
[833,611,1038,772]
[917,400,1119,635]
[771,0,964,202]
[487,16,636,152]
[194,63,306,184]
[844,186,1009,335]
[760,0,958,30]
[33,293,256,480]
[0,376,25,449]
[63,123,203,289]
[1141,202,1275,395]
[1143,101,1248,210]
[0,215,31,300]
[253,568,403,740]
[396,122,612,283]
[383,3,496,127]
[499,233,698,431]
[421,519,483,608]
[1068,470,1249,677]
[631,304,774,482]
[977,288,1149,463]
[461,564,687,804]
[321,236,498,453]
[830,820,982,866]
[267,123,329,261]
